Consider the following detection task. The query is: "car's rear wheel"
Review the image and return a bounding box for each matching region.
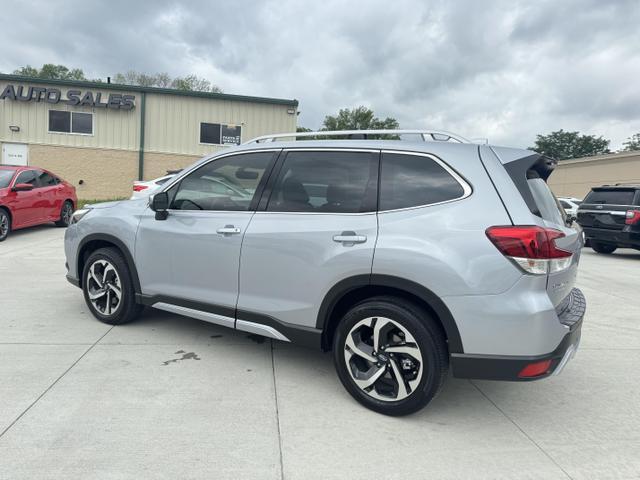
[591,241,617,254]
[0,210,10,242]
[333,296,448,416]
[82,247,143,325]
[55,201,74,227]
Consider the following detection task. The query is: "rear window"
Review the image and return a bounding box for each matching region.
[583,189,635,205]
[0,170,15,188]
[527,177,565,225]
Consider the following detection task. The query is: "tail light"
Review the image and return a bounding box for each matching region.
[133,184,148,192]
[625,210,640,225]
[486,226,573,275]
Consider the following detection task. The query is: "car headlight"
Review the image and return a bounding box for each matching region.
[71,208,92,224]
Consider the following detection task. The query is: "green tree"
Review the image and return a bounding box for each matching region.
[622,133,640,152]
[322,106,399,131]
[529,129,610,160]
[13,63,87,80]
[113,71,222,93]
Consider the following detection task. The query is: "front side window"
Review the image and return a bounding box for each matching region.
[49,110,93,134]
[15,170,38,187]
[379,152,466,211]
[266,151,378,213]
[169,152,274,211]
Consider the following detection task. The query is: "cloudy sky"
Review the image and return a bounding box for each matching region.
[1,0,639,149]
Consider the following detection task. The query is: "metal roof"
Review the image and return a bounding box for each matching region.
[0,73,298,107]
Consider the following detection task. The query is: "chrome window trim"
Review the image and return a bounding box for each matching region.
[153,302,235,329]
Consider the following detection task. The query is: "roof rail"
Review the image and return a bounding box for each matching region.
[244,129,471,144]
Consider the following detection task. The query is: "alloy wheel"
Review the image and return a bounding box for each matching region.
[62,202,73,225]
[0,213,8,238]
[344,316,423,402]
[86,259,122,316]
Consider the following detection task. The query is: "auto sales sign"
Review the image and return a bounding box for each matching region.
[0,84,135,110]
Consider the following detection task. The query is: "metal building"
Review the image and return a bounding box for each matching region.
[0,74,298,199]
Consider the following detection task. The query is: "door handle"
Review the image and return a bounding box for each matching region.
[216,225,241,235]
[333,231,367,245]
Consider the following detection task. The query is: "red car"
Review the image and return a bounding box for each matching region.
[0,165,77,242]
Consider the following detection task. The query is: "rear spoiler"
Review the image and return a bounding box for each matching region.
[491,148,558,217]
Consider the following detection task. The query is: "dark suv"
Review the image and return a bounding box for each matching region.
[577,184,640,254]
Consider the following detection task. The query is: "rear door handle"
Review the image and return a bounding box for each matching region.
[333,231,367,245]
[216,225,241,235]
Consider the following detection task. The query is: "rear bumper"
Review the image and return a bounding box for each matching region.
[450,288,585,381]
[583,227,640,248]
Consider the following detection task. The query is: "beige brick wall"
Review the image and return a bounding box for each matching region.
[29,144,138,200]
[143,151,201,181]
[549,152,640,199]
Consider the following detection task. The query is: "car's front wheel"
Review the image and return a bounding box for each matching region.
[591,241,617,254]
[0,210,10,242]
[333,297,448,416]
[82,247,143,325]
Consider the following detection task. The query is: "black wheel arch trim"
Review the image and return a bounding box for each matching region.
[316,274,464,354]
[76,233,142,294]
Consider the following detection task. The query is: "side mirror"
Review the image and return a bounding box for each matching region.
[151,192,169,220]
[12,183,34,192]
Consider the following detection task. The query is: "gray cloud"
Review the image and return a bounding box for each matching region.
[2,0,639,148]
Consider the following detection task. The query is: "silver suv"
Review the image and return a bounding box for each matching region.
[64,129,586,416]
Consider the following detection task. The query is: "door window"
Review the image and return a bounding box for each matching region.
[266,151,378,213]
[379,152,466,211]
[14,170,38,187]
[169,152,275,211]
[36,170,58,187]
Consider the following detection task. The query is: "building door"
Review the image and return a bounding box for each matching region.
[1,143,29,166]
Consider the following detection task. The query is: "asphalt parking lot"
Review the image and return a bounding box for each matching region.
[0,226,639,480]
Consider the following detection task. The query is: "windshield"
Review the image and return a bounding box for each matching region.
[0,170,15,188]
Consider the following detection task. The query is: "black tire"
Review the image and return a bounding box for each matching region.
[591,241,617,254]
[82,247,143,325]
[55,200,74,227]
[0,209,10,242]
[333,296,449,416]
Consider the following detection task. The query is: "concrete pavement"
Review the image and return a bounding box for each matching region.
[0,226,639,479]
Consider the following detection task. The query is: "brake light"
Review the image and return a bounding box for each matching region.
[625,210,640,225]
[486,226,573,275]
[133,184,148,192]
[518,360,552,378]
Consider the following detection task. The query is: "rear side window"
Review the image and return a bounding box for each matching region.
[527,177,565,225]
[267,151,378,213]
[379,152,465,211]
[36,170,58,186]
[583,189,635,205]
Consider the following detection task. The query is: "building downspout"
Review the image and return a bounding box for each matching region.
[138,92,146,181]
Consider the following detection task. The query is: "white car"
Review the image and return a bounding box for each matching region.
[131,175,176,199]
[558,197,582,218]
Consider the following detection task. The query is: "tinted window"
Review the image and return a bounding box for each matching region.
[200,123,221,145]
[528,178,565,225]
[72,112,93,134]
[37,170,58,186]
[583,189,635,205]
[559,200,570,209]
[49,110,71,132]
[266,151,378,213]
[170,152,274,211]
[15,170,38,186]
[0,170,15,188]
[379,152,465,210]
